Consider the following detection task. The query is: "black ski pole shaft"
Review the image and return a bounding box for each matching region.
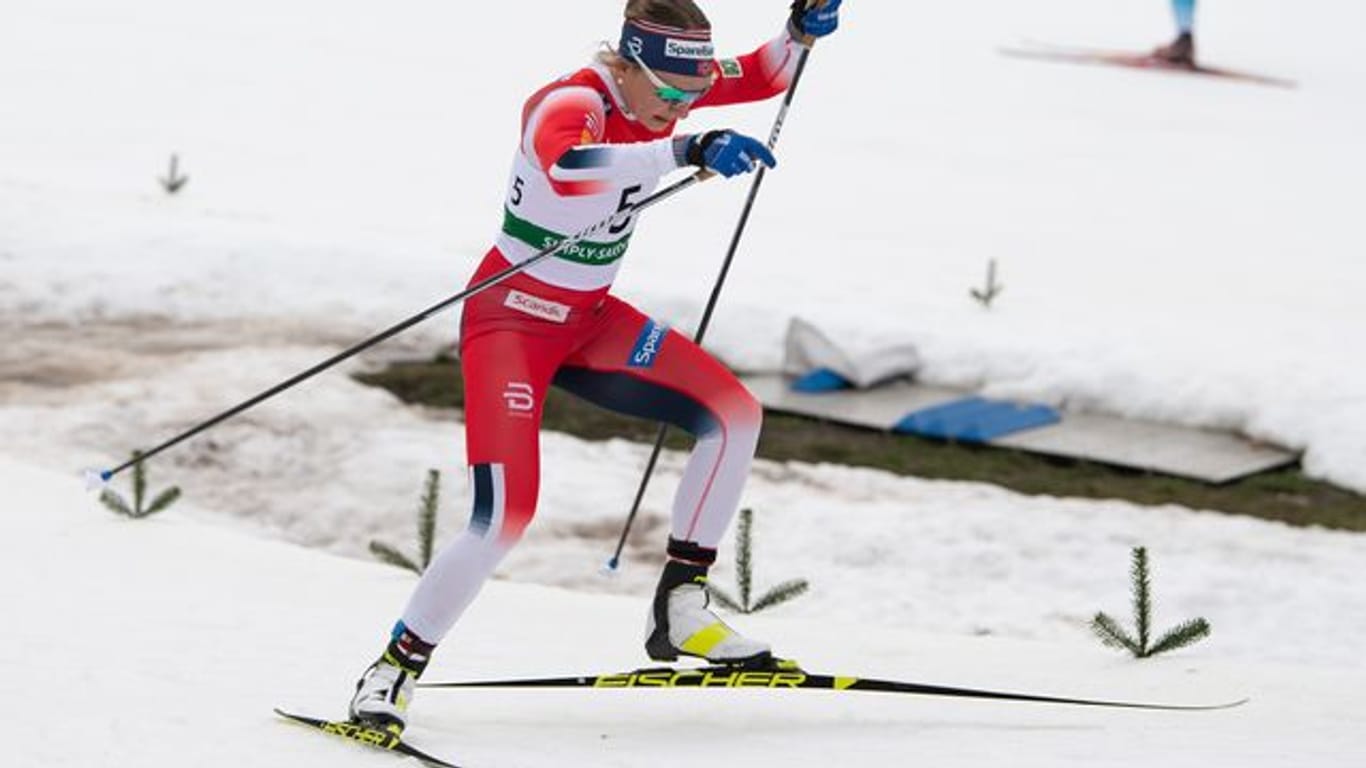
[93,171,711,486]
[606,40,819,571]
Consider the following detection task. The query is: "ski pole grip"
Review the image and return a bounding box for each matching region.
[795,0,830,48]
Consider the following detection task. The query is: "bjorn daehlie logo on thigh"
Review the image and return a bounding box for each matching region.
[503,382,534,416]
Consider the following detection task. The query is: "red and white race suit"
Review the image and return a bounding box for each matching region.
[400,30,802,644]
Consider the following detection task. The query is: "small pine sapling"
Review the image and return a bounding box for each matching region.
[159,154,189,194]
[370,469,441,575]
[1091,546,1211,658]
[99,451,181,519]
[970,258,1004,309]
[707,508,809,614]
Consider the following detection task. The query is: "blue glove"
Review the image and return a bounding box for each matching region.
[790,0,842,39]
[686,130,777,178]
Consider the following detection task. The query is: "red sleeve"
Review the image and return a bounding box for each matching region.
[522,87,606,174]
[693,32,801,109]
[520,84,680,198]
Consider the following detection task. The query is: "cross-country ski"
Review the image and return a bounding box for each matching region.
[1000,42,1297,89]
[274,709,462,768]
[420,662,1248,712]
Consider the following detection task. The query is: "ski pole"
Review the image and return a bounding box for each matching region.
[605,12,828,572]
[87,170,713,489]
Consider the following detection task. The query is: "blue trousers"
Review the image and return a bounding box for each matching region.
[1172,0,1196,33]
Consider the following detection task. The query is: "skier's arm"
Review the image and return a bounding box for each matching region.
[524,86,683,197]
[693,30,802,108]
[695,0,842,108]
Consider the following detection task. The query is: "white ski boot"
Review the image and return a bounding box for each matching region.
[349,656,417,732]
[349,624,434,732]
[645,558,772,666]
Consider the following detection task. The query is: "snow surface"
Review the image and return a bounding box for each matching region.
[5,456,1364,767]
[3,0,1365,490]
[3,0,1366,764]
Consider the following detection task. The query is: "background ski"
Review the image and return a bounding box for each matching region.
[419,665,1247,712]
[273,708,461,768]
[999,42,1297,89]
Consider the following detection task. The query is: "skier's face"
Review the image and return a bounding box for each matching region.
[621,61,712,131]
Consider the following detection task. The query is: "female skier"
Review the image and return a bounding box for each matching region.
[349,0,842,731]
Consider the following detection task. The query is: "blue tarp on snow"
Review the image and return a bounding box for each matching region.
[893,396,1061,443]
[790,367,853,393]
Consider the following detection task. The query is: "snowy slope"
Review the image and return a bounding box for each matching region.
[4,455,1363,768]
[5,326,1366,674]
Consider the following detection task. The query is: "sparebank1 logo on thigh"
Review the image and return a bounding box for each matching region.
[628,319,668,368]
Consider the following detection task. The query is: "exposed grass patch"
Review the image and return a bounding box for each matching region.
[355,357,1366,533]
